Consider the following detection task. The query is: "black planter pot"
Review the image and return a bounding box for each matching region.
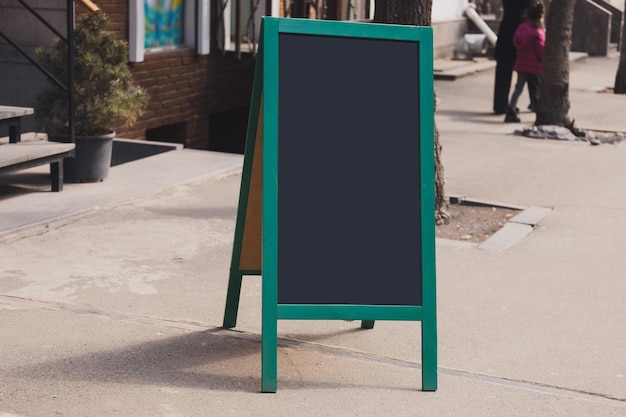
[53,131,115,183]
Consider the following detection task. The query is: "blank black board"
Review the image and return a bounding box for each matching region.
[277,33,423,306]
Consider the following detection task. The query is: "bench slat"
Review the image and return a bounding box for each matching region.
[0,142,76,192]
[0,142,76,169]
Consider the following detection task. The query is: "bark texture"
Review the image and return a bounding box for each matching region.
[374,0,450,224]
[535,0,576,127]
[614,0,626,94]
[373,0,430,24]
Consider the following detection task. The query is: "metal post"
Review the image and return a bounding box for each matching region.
[236,0,242,59]
[67,0,75,144]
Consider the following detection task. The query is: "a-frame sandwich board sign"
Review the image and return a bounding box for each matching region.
[223,17,436,393]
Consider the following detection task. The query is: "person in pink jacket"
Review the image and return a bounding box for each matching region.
[504,1,545,123]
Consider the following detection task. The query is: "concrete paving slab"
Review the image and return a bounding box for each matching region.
[1,299,625,417]
[435,58,497,80]
[0,412,27,417]
[477,221,533,250]
[510,206,552,226]
[449,195,527,210]
[434,52,588,81]
[0,147,243,238]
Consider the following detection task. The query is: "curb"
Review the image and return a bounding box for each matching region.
[478,206,552,250]
[439,196,552,251]
[434,58,496,80]
[433,51,588,81]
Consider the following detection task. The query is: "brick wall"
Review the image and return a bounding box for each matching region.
[84,0,255,150]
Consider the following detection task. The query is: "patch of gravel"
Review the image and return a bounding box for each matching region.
[436,203,520,244]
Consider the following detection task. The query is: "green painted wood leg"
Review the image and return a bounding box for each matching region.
[360,320,375,329]
[222,270,243,328]
[421,317,437,391]
[261,306,278,393]
[261,339,277,392]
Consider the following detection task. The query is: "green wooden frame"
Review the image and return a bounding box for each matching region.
[222,28,265,329]
[223,17,436,393]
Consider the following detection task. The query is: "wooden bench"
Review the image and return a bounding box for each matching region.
[1,105,76,192]
[0,105,34,144]
[0,141,76,192]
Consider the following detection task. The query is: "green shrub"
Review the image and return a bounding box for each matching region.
[36,12,148,137]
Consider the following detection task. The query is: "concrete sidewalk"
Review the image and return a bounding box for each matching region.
[433,51,589,81]
[1,54,625,417]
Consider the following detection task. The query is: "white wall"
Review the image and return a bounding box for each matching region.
[432,0,468,22]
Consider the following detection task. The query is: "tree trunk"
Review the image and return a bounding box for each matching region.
[373,0,429,24]
[374,0,450,224]
[433,111,447,225]
[614,0,626,94]
[535,0,576,127]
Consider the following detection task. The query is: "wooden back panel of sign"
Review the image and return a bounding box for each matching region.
[239,103,263,272]
[222,43,265,327]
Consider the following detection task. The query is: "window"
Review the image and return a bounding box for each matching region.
[217,0,272,54]
[144,0,185,48]
[130,0,210,62]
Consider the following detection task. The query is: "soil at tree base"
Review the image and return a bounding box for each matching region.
[436,204,520,244]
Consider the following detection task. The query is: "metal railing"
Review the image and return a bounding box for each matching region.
[0,0,100,143]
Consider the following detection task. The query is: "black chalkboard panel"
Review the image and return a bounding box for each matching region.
[277,33,422,306]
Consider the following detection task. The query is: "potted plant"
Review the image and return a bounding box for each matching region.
[35,12,148,182]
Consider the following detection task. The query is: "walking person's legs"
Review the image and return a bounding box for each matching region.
[494,60,515,114]
[526,74,541,111]
[505,72,529,122]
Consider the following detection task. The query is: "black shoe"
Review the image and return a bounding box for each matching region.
[528,104,537,112]
[504,112,521,123]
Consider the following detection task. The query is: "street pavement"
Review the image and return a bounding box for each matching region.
[0,53,625,416]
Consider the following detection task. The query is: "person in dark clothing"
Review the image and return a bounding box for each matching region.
[504,1,545,122]
[492,0,531,114]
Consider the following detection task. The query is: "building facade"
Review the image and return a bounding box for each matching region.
[1,0,471,152]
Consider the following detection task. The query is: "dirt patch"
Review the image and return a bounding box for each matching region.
[435,203,520,244]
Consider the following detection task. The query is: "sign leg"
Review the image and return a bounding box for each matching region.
[360,320,375,329]
[222,270,243,328]
[261,307,278,392]
[421,318,437,391]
